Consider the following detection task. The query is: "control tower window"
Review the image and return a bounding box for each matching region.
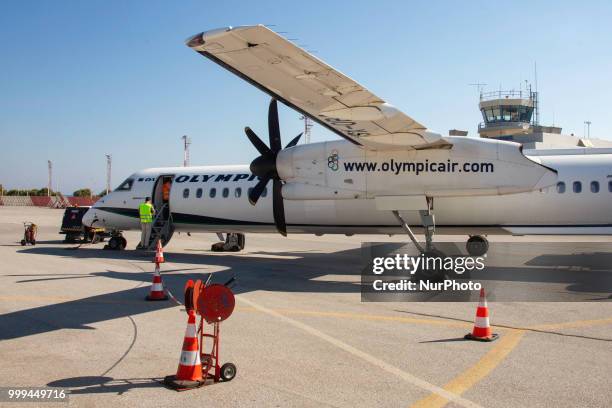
[115,178,134,191]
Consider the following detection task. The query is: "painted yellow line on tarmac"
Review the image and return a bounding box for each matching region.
[410,329,526,408]
[236,306,470,328]
[237,296,483,408]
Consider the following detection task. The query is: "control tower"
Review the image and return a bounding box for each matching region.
[476,87,612,149]
[478,89,538,138]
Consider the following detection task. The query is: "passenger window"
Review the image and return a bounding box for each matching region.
[573,181,582,193]
[261,187,268,198]
[608,180,612,192]
[591,181,600,193]
[222,188,229,198]
[115,178,134,191]
[196,188,203,198]
[235,187,242,198]
[556,182,565,193]
[183,188,190,198]
[209,188,216,198]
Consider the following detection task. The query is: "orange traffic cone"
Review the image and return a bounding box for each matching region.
[465,288,498,342]
[145,264,168,301]
[154,239,165,263]
[164,310,205,390]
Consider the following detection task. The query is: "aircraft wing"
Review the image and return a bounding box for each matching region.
[186,25,450,150]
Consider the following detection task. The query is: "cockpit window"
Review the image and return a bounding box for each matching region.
[115,178,134,191]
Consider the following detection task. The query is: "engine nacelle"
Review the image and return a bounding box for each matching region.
[276,137,557,200]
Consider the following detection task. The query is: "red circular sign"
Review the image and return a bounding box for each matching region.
[196,284,235,323]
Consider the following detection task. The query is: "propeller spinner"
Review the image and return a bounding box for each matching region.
[244,99,302,236]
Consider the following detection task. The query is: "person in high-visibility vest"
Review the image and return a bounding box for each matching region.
[139,197,155,249]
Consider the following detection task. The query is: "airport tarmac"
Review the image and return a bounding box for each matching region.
[0,206,611,407]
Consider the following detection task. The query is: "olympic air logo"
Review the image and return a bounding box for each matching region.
[328,150,339,171]
[171,174,260,183]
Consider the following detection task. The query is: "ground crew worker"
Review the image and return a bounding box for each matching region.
[162,180,171,203]
[139,197,155,249]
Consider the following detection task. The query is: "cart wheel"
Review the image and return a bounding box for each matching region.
[20,240,26,246]
[220,362,237,381]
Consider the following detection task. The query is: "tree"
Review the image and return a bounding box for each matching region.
[73,188,92,197]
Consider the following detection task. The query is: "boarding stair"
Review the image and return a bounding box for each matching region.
[146,203,173,250]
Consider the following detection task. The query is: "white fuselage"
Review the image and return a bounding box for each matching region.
[83,147,612,237]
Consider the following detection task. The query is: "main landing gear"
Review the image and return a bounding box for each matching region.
[392,198,446,281]
[105,232,127,250]
[211,233,246,252]
[392,198,489,281]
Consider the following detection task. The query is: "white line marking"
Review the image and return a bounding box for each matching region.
[237,296,482,408]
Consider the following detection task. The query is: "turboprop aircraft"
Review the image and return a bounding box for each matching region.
[83,25,612,257]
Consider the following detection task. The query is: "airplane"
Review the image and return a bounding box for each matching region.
[82,25,612,265]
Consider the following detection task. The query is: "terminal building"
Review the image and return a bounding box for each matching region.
[457,88,612,149]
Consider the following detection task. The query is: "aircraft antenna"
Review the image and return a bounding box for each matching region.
[105,154,112,195]
[300,115,313,144]
[47,160,52,196]
[182,135,191,167]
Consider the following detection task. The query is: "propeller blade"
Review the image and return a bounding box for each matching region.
[272,179,287,236]
[245,127,270,156]
[268,99,282,152]
[248,177,269,206]
[284,132,303,149]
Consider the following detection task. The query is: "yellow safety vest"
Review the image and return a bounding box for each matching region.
[139,203,154,223]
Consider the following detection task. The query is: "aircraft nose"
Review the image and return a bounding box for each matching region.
[82,208,97,228]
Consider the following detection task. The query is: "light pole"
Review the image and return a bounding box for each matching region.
[182,135,191,167]
[47,160,52,196]
[300,115,313,144]
[105,154,112,195]
[584,121,591,139]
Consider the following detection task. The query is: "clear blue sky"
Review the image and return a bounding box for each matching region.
[1,0,611,194]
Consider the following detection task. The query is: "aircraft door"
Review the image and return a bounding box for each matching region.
[152,175,174,218]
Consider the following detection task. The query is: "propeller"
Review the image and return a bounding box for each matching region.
[244,99,302,236]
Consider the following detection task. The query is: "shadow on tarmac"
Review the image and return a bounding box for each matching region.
[1,243,610,342]
[47,376,164,394]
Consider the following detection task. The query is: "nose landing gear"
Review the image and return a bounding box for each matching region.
[105,233,127,250]
[211,233,246,252]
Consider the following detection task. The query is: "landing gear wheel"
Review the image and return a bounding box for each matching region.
[119,236,127,250]
[466,235,489,257]
[108,236,121,250]
[220,362,237,381]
